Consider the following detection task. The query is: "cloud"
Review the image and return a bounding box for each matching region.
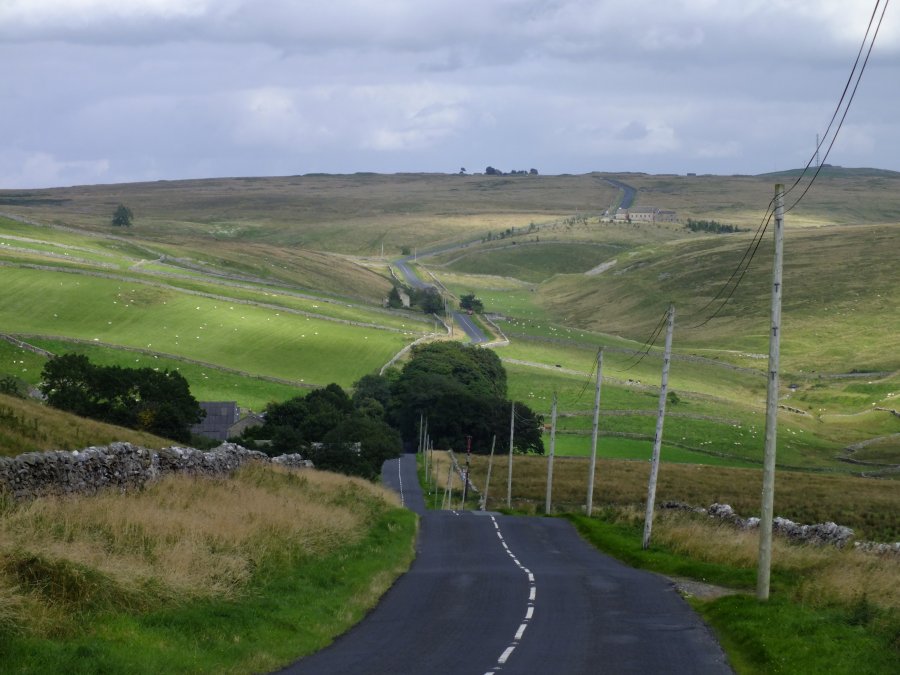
[0,152,110,189]
[1,1,898,186]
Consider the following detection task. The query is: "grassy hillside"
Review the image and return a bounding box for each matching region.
[0,392,171,457]
[0,211,433,412]
[1,172,897,475]
[0,173,621,255]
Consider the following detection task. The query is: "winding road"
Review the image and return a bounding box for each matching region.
[277,454,732,675]
[395,256,489,343]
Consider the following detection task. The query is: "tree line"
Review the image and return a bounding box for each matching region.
[38,341,543,480]
[39,354,203,442]
[684,218,744,234]
[236,341,543,476]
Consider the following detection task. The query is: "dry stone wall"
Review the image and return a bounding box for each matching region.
[0,442,311,501]
[661,500,897,553]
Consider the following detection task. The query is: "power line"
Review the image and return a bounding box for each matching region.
[786,0,889,213]
[618,307,670,371]
[692,0,888,326]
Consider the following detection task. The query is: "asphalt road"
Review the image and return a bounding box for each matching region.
[277,454,732,675]
[394,256,489,343]
[604,178,637,210]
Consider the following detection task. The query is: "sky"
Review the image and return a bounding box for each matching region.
[2,0,899,188]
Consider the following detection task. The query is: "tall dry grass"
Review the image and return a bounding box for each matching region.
[0,464,399,636]
[456,453,899,541]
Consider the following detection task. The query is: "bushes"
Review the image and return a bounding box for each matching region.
[39,354,203,442]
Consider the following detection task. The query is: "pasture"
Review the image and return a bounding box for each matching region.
[0,266,412,390]
[0,171,896,473]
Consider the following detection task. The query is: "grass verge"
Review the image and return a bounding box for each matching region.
[568,512,899,674]
[0,465,417,673]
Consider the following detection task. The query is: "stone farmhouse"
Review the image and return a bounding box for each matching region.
[615,207,677,223]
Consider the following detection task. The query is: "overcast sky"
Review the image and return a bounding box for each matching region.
[2,0,899,188]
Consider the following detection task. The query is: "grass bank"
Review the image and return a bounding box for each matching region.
[0,464,417,673]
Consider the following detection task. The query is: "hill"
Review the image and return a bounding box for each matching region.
[0,172,897,473]
[0,391,170,457]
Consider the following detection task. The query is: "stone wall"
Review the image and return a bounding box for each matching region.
[661,500,898,553]
[0,442,311,501]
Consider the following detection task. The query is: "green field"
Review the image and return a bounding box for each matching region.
[0,266,412,390]
[0,171,896,476]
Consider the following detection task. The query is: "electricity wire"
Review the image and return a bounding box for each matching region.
[692,0,888,327]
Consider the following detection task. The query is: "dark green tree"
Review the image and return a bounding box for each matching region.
[387,341,542,453]
[387,285,403,308]
[39,353,202,442]
[459,293,484,313]
[111,204,133,227]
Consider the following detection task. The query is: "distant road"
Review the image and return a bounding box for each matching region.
[394,255,488,343]
[278,454,732,675]
[604,177,638,210]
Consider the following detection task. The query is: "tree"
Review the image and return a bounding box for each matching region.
[39,354,202,442]
[459,293,484,314]
[247,382,400,477]
[485,166,501,176]
[111,204,133,227]
[387,285,403,308]
[387,341,533,452]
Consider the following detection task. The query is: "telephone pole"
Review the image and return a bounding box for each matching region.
[462,435,472,507]
[482,435,496,511]
[545,393,558,514]
[642,303,675,550]
[758,184,785,600]
[506,401,515,509]
[585,349,603,517]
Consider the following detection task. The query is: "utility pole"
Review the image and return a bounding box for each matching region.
[758,184,785,600]
[642,303,676,550]
[442,463,453,510]
[462,435,472,508]
[419,413,424,453]
[506,401,515,509]
[545,393,558,514]
[585,349,604,517]
[482,435,496,511]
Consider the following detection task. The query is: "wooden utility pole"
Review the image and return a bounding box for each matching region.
[545,393,558,514]
[585,349,603,517]
[418,413,424,453]
[642,303,675,550]
[442,463,453,510]
[506,402,515,509]
[758,184,785,600]
[462,436,472,507]
[482,435,496,511]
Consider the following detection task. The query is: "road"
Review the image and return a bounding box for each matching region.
[394,256,488,343]
[277,454,732,675]
[604,177,637,210]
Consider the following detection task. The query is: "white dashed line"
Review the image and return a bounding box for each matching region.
[485,515,536,673]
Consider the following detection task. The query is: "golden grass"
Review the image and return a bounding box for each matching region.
[0,464,399,634]
[436,452,900,540]
[653,511,900,611]
[0,392,171,457]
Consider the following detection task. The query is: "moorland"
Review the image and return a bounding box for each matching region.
[1,168,898,673]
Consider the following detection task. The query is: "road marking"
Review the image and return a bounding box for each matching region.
[486,515,536,672]
[397,457,404,507]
